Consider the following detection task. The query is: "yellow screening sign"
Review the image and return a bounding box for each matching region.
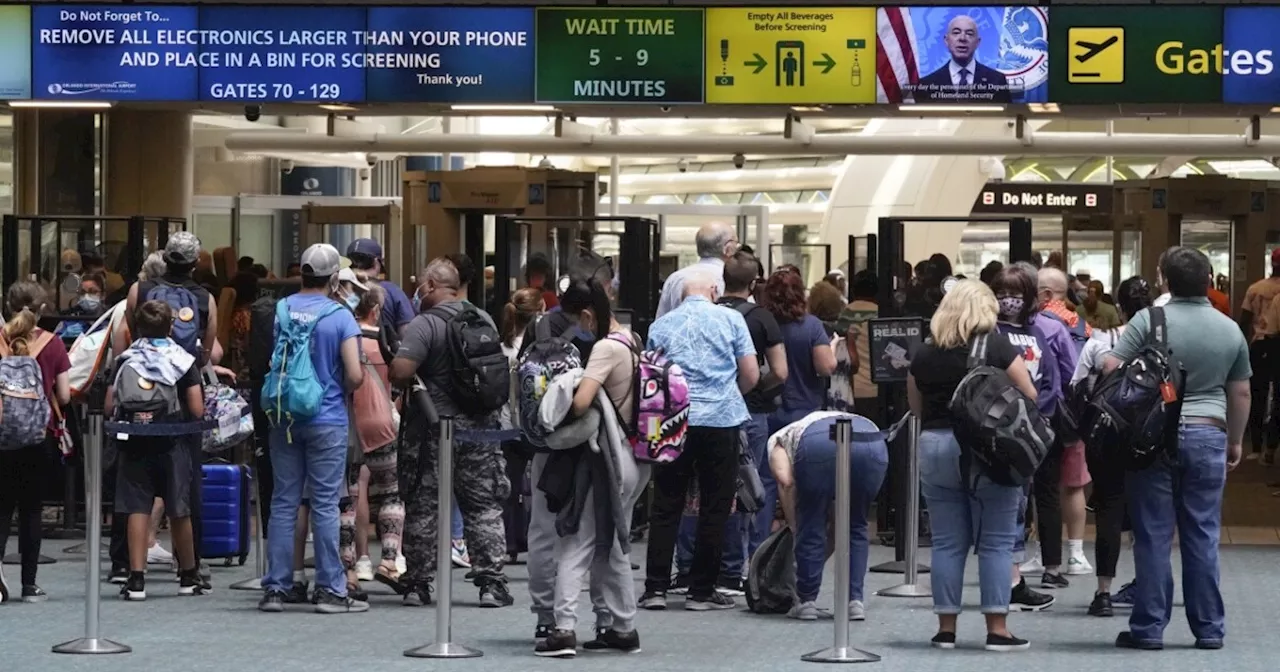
[705,8,876,104]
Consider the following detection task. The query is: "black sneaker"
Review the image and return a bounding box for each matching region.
[179,569,212,596]
[931,632,957,650]
[403,585,432,607]
[314,589,370,614]
[1115,631,1162,651]
[0,564,9,603]
[108,565,129,585]
[638,589,667,611]
[347,584,369,603]
[1088,592,1114,617]
[21,585,48,603]
[686,590,736,611]
[1195,639,1224,650]
[120,573,146,602]
[283,581,311,604]
[985,633,1030,652]
[478,579,515,608]
[1009,578,1054,612]
[534,629,578,658]
[717,576,745,597]
[669,574,690,596]
[584,628,641,653]
[1040,571,1069,589]
[258,591,285,613]
[534,623,555,641]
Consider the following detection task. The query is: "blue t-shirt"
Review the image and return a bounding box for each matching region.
[380,280,415,329]
[647,295,755,428]
[780,314,833,414]
[278,293,361,427]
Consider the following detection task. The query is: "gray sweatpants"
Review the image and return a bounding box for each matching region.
[553,459,651,633]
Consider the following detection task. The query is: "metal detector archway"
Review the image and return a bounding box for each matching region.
[494,216,660,339]
[869,216,1031,572]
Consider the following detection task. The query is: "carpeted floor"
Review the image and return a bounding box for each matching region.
[1,538,1278,672]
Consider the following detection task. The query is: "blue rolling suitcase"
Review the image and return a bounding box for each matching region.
[201,463,251,566]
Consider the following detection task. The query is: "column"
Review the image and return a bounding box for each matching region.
[105,110,192,218]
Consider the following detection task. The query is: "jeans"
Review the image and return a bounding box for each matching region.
[919,429,1022,614]
[1126,424,1227,645]
[263,424,349,597]
[645,425,739,599]
[743,413,774,556]
[791,417,888,603]
[451,498,464,539]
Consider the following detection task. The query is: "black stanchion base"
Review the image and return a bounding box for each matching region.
[801,646,881,664]
[404,642,483,659]
[869,560,929,574]
[52,638,132,655]
[3,553,56,565]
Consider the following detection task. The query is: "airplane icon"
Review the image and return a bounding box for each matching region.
[1075,35,1119,63]
[1067,27,1124,84]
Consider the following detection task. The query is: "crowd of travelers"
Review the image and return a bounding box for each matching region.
[0,226,1260,658]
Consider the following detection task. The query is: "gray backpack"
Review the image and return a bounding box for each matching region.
[745,526,797,614]
[0,331,55,450]
[113,362,184,430]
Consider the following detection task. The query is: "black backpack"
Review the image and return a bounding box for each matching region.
[247,295,278,383]
[727,300,782,403]
[949,333,1056,487]
[1079,308,1184,470]
[429,303,510,416]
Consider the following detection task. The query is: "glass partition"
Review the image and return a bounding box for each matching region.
[1181,219,1232,286]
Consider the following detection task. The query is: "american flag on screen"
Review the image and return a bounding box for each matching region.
[876,8,921,104]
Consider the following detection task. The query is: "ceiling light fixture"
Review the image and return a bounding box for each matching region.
[318,104,358,112]
[9,100,113,109]
[451,104,557,112]
[901,104,1006,113]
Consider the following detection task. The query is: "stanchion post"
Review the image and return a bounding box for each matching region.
[404,417,483,659]
[802,418,880,664]
[877,414,930,598]
[53,411,131,655]
[230,466,264,591]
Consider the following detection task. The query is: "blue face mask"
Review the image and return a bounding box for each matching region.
[412,288,423,312]
[345,294,360,311]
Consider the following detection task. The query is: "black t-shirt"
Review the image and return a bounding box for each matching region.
[909,333,1020,430]
[717,297,784,414]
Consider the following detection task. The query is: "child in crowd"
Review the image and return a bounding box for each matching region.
[106,300,206,601]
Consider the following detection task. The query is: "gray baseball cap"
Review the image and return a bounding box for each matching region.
[163,231,201,265]
[300,243,345,278]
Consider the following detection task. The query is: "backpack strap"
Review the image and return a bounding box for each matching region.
[534,313,554,342]
[1147,307,1168,348]
[0,330,56,358]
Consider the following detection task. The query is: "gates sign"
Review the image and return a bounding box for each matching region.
[1049,6,1225,104]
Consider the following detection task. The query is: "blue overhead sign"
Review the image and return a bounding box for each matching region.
[197,6,367,102]
[1222,7,1280,104]
[32,5,199,100]
[364,7,534,103]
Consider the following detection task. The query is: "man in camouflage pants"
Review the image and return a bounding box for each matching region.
[390,258,514,608]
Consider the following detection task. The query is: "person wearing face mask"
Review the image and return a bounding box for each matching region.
[988,263,1075,611]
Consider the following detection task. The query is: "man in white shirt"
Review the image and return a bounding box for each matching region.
[655,222,740,318]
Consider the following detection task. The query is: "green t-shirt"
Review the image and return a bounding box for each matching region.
[1109,297,1251,423]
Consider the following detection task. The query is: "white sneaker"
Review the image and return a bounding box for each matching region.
[788,601,827,621]
[395,553,407,575]
[450,539,471,569]
[355,556,374,582]
[1019,552,1044,574]
[849,600,866,621]
[147,543,175,565]
[1065,554,1093,576]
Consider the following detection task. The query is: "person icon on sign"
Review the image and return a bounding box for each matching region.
[783,51,799,87]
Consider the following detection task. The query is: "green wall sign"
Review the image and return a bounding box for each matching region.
[535,8,704,104]
[1050,6,1224,104]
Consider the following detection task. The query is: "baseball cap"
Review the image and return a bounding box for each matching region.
[347,238,383,260]
[337,267,369,291]
[300,243,346,278]
[163,231,201,265]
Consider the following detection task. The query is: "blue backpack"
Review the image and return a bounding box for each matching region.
[146,280,202,357]
[260,299,343,433]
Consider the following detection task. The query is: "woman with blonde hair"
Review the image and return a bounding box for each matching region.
[0,282,72,603]
[907,279,1038,652]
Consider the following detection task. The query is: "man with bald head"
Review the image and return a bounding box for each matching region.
[915,14,1011,103]
[391,257,514,610]
[655,221,740,318]
[641,268,759,612]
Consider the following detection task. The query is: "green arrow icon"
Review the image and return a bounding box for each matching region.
[744,53,767,74]
[813,53,836,74]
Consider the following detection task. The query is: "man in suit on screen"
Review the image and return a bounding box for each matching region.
[914,15,1010,103]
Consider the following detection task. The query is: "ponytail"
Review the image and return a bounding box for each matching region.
[501,302,518,346]
[3,281,46,356]
[560,276,613,342]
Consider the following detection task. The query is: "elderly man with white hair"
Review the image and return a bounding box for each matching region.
[655,222,740,318]
[640,269,759,612]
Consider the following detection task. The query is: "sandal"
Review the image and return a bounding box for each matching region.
[374,566,407,595]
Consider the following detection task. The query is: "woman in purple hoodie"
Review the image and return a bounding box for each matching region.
[989,262,1078,610]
